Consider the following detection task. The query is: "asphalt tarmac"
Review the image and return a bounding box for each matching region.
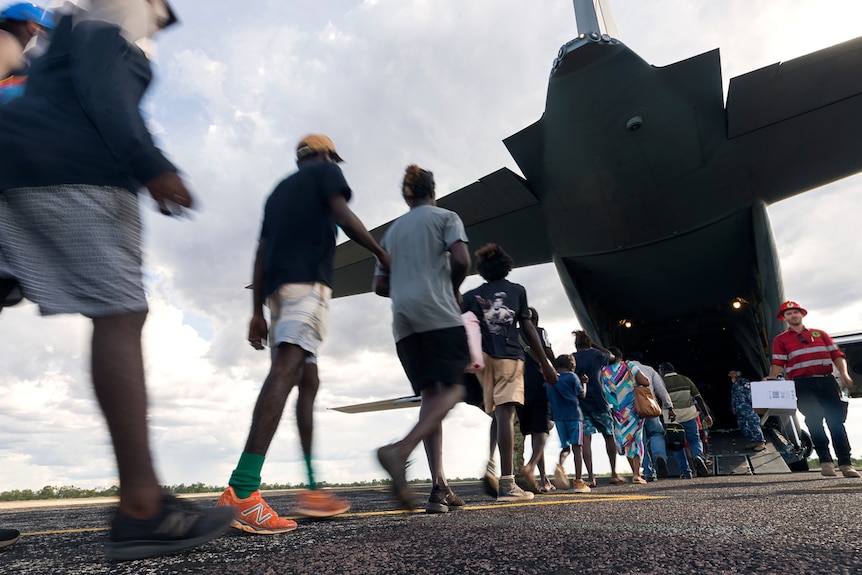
[1,472,861,574]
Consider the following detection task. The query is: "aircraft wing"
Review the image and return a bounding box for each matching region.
[331,167,552,298]
[726,35,862,205]
[329,395,421,413]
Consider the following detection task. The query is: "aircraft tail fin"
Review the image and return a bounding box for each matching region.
[572,0,619,38]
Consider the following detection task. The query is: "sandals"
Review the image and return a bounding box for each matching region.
[519,467,542,494]
[539,481,556,493]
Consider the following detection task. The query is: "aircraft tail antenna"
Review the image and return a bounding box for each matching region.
[572,0,619,38]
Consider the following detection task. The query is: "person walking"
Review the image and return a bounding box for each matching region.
[768,300,859,477]
[374,164,471,513]
[217,134,389,531]
[572,330,620,486]
[0,2,53,104]
[0,2,53,549]
[658,362,713,479]
[462,243,557,501]
[518,306,556,493]
[627,353,674,480]
[546,354,590,492]
[0,1,235,560]
[601,348,651,484]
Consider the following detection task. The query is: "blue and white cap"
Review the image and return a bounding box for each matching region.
[0,2,54,30]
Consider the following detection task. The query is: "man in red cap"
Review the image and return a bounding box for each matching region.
[768,301,858,477]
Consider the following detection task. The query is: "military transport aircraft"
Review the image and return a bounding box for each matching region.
[331,1,862,470]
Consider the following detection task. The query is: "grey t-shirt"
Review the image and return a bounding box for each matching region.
[376,205,468,342]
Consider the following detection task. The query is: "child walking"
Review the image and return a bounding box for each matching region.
[546,355,590,493]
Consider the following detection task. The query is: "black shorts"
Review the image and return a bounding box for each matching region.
[516,386,554,435]
[396,326,470,396]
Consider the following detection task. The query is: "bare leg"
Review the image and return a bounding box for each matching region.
[559,446,570,467]
[296,361,320,488]
[535,433,549,485]
[296,362,319,459]
[628,455,642,479]
[488,416,498,467]
[582,434,595,485]
[422,408,447,488]
[91,312,161,518]
[573,446,584,480]
[521,433,547,493]
[522,432,548,490]
[496,403,516,476]
[604,433,620,480]
[244,343,307,454]
[389,382,463,467]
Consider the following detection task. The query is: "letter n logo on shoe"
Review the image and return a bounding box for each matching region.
[155,512,199,537]
[241,503,273,525]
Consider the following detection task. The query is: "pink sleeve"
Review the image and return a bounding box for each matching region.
[462,311,484,372]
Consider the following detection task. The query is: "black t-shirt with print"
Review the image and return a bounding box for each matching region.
[462,279,530,360]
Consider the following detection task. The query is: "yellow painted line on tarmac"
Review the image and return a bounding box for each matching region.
[292,493,668,519]
[18,493,668,536]
[459,494,667,511]
[22,526,109,536]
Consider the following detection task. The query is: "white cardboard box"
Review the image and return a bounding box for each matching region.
[750,380,797,414]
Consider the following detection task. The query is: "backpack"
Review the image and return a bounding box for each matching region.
[664,422,686,451]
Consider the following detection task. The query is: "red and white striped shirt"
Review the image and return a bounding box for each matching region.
[771,327,845,379]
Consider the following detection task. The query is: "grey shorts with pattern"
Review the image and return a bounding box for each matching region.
[0,185,147,317]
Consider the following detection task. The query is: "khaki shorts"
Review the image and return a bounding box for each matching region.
[267,282,331,356]
[480,354,524,414]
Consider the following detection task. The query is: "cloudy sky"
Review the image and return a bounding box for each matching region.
[2,0,862,492]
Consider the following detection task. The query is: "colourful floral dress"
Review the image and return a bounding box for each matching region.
[600,360,644,458]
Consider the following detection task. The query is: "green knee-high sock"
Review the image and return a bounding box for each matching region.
[304,454,316,490]
[228,452,265,499]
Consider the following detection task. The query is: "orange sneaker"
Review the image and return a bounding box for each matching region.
[216,487,297,534]
[293,489,351,518]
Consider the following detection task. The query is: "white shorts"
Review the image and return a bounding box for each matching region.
[267,282,331,356]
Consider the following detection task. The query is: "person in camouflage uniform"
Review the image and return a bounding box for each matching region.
[728,370,766,451]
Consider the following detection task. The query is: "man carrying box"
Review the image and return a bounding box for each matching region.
[768,300,859,478]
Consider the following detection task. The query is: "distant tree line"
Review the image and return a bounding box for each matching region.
[13,459,856,502]
[0,477,485,502]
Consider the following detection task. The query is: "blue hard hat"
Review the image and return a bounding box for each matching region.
[0,3,53,30]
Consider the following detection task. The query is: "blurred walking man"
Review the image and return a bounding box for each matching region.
[217,134,389,532]
[0,1,235,560]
